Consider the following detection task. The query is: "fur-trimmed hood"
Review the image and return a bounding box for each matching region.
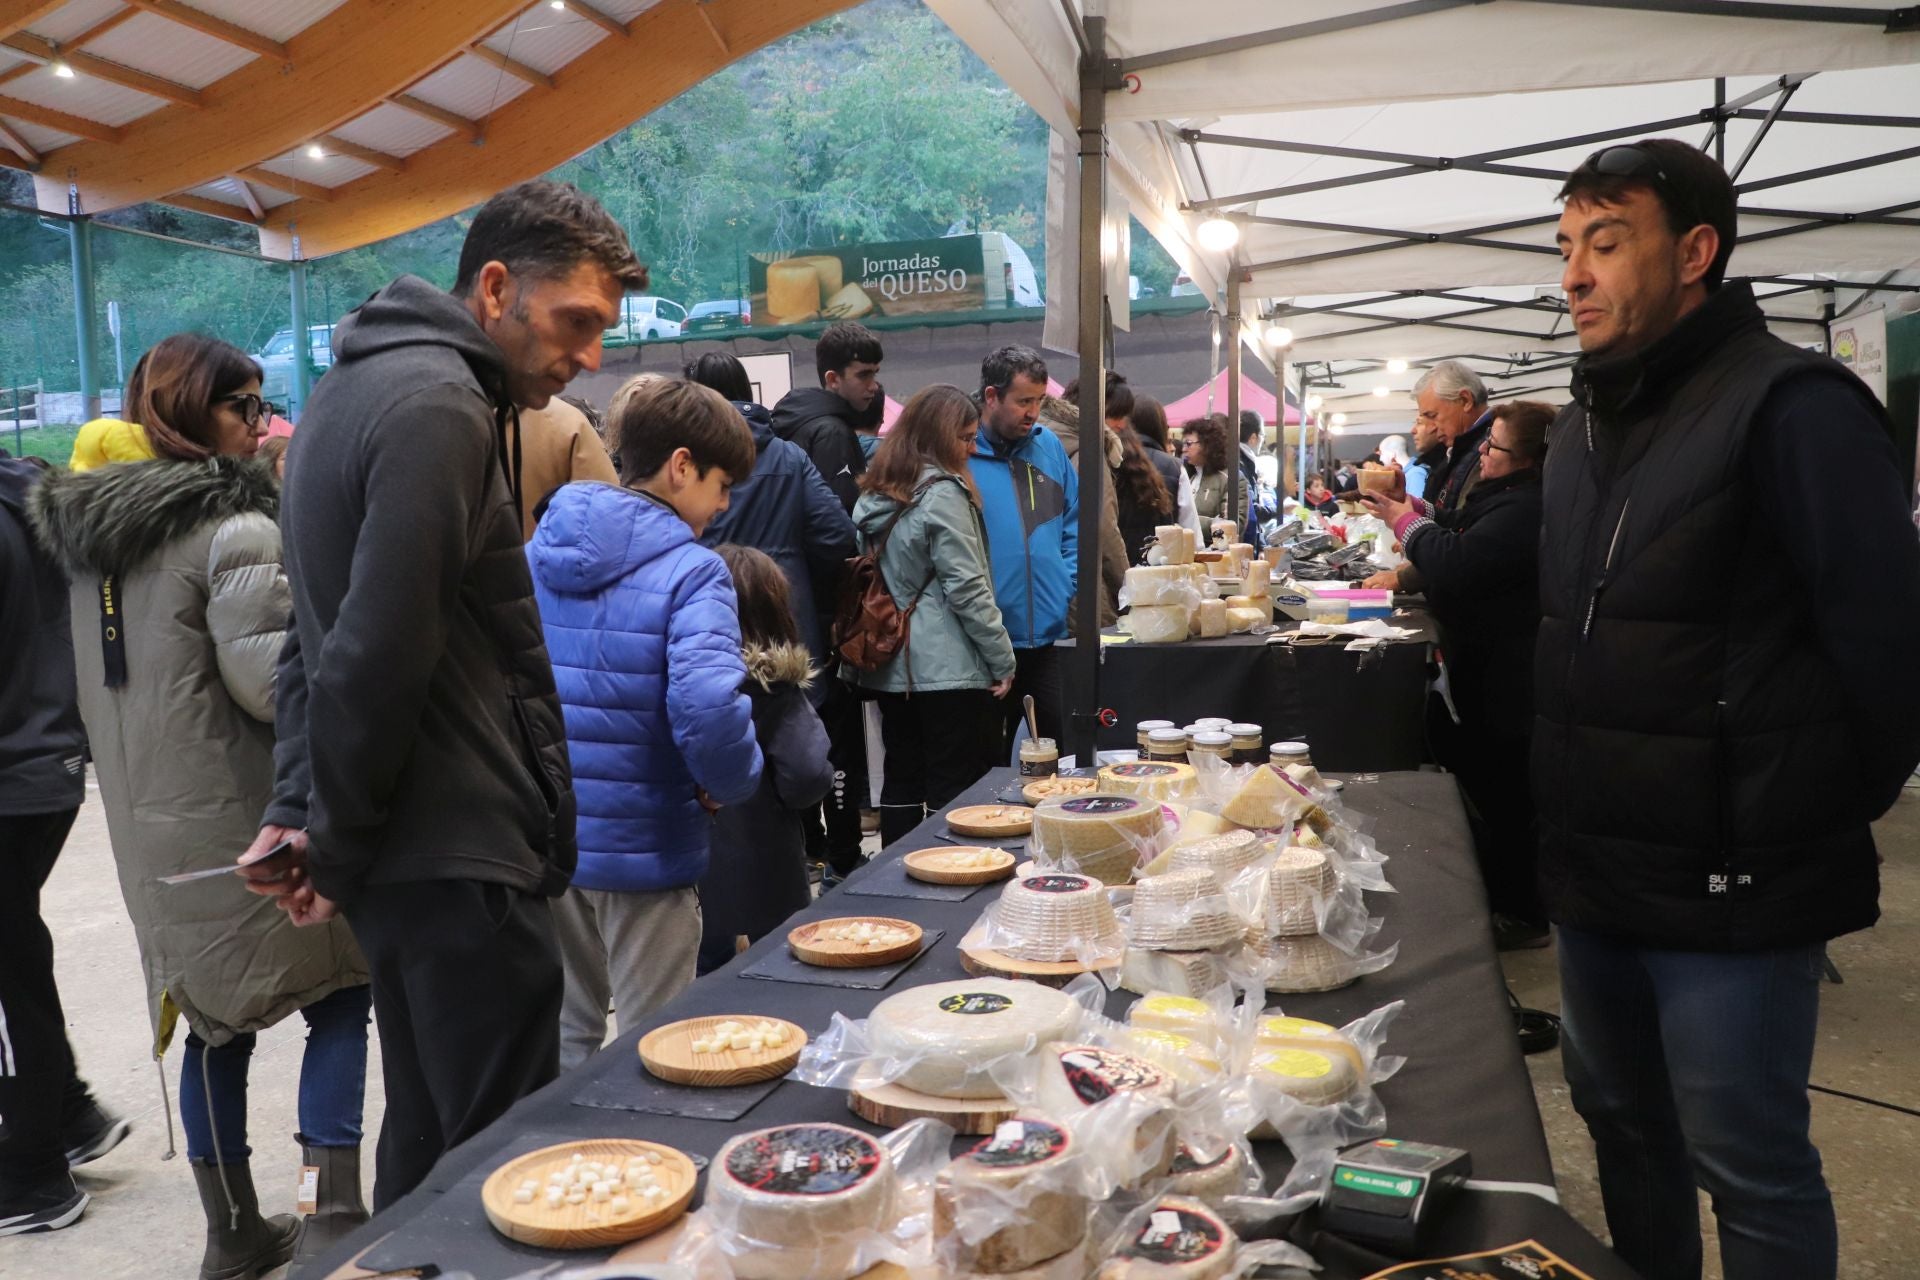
[743,640,815,692]
[29,455,278,580]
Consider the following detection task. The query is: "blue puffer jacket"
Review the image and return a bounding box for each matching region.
[967,422,1079,648]
[528,482,763,893]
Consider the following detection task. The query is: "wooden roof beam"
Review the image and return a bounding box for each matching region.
[315,133,406,172]
[229,176,265,220]
[564,2,630,38]
[2,32,202,106]
[388,92,482,142]
[0,115,37,166]
[0,2,64,44]
[123,0,288,62]
[0,94,122,142]
[466,42,553,90]
[66,9,140,47]
[160,193,262,225]
[235,164,336,201]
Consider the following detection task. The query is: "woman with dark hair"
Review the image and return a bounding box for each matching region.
[1183,414,1249,541]
[684,351,754,404]
[695,545,833,973]
[1130,394,1200,535]
[848,384,1016,842]
[1111,425,1173,564]
[1362,399,1555,949]
[30,333,372,1279]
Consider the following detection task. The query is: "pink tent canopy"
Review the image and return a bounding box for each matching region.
[265,413,296,439]
[880,395,904,432]
[1161,370,1299,426]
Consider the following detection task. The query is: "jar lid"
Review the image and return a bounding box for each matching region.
[1227,723,1262,736]
[1271,740,1311,755]
[1021,737,1057,751]
[1193,718,1233,730]
[1148,728,1189,744]
[1191,731,1233,748]
[1136,719,1175,733]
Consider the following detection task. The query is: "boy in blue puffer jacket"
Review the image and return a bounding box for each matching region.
[527,378,764,1070]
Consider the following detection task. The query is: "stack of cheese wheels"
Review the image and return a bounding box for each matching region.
[1256,1014,1366,1077]
[1251,1044,1360,1106]
[867,978,1082,1099]
[1167,830,1263,880]
[1034,1045,1179,1175]
[1267,846,1337,936]
[765,259,825,324]
[1129,867,1238,951]
[1163,1142,1253,1205]
[1220,765,1320,831]
[1119,1028,1223,1085]
[934,1116,1088,1275]
[1095,1195,1240,1280]
[1244,930,1359,993]
[1121,604,1189,644]
[1098,760,1197,802]
[709,1122,897,1280]
[1031,795,1163,885]
[988,873,1123,964]
[1151,524,1197,566]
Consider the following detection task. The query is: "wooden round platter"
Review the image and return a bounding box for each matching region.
[638,1014,805,1087]
[787,916,924,968]
[902,845,1016,886]
[957,941,1121,988]
[1020,775,1100,806]
[481,1138,696,1249]
[947,803,1034,839]
[846,1065,1016,1137]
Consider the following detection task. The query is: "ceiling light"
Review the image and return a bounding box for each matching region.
[1195,217,1240,253]
[1328,425,1345,436]
[306,143,325,160]
[1305,393,1323,412]
[1262,324,1294,350]
[551,0,566,8]
[1372,385,1390,398]
[50,55,75,79]
[1386,358,1409,374]
[1331,412,1349,426]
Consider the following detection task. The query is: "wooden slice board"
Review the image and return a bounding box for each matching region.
[947,803,1034,839]
[958,941,1121,988]
[638,1014,805,1087]
[788,916,924,968]
[1021,775,1100,806]
[847,1066,1015,1136]
[902,846,1016,886]
[481,1138,696,1250]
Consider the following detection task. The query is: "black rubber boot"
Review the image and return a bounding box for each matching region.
[191,1159,299,1280]
[288,1143,368,1277]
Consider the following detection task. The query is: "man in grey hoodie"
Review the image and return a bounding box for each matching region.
[245,181,645,1210]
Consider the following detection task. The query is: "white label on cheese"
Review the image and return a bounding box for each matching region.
[1147,1209,1183,1242]
[990,1120,1027,1150]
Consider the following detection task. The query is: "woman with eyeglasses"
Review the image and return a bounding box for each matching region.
[1360,399,1556,951]
[1183,414,1250,544]
[30,333,371,1280]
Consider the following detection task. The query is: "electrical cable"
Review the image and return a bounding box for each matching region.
[1507,986,1560,1056]
[1808,1083,1920,1121]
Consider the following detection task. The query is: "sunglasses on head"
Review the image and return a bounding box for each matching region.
[1582,143,1670,187]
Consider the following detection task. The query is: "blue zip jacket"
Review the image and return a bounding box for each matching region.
[967,421,1079,648]
[527,481,763,893]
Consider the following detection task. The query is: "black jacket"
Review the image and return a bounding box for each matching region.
[261,275,576,907]
[770,386,866,514]
[0,456,85,816]
[1533,281,1920,951]
[1430,411,1491,513]
[1403,469,1541,740]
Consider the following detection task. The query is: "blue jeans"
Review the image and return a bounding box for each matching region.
[180,984,373,1165]
[1557,926,1836,1280]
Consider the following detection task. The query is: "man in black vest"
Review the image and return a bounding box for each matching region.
[1537,139,1920,1280]
[1364,361,1490,592]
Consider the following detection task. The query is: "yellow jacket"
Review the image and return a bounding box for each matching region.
[69,417,156,471]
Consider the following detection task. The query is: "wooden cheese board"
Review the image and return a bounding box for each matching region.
[638,1014,805,1087]
[480,1138,696,1249]
[947,804,1034,839]
[846,1066,1016,1137]
[902,846,1016,886]
[957,941,1121,988]
[787,916,925,968]
[1020,775,1100,806]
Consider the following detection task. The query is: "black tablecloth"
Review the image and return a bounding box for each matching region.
[1061,614,1438,773]
[319,770,1633,1280]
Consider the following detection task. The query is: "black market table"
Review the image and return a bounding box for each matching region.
[1061,613,1438,774]
[319,769,1633,1280]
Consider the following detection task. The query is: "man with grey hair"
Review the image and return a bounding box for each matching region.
[1364,361,1494,592]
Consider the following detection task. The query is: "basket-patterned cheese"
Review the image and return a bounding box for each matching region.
[1128,868,1238,951]
[868,978,1082,1099]
[710,1123,896,1280]
[1118,947,1230,999]
[934,1117,1087,1273]
[1166,830,1262,880]
[989,872,1123,963]
[1245,931,1360,993]
[1267,846,1337,937]
[1098,761,1197,801]
[1032,795,1163,885]
[1255,1015,1366,1076]
[1220,765,1317,831]
[1095,1196,1239,1280]
[1122,605,1189,644]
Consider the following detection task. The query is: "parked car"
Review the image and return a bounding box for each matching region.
[254,324,335,402]
[683,300,752,334]
[604,296,687,345]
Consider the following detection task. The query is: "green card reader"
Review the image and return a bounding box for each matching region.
[1319,1138,1472,1254]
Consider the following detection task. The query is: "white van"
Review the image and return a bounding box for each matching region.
[604,296,686,345]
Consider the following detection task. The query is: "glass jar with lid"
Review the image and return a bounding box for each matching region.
[1019,736,1059,778]
[1146,728,1190,762]
[1136,719,1175,755]
[1227,723,1263,765]
[1269,740,1313,768]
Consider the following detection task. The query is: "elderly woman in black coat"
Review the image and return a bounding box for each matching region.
[1363,400,1555,948]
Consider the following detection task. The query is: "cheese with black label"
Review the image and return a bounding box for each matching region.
[868,978,1081,1099]
[988,872,1123,963]
[1032,795,1163,885]
[710,1123,895,1280]
[1036,1045,1178,1174]
[934,1117,1087,1273]
[1095,1196,1238,1279]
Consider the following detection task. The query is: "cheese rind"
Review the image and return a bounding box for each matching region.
[1122,604,1189,644]
[1255,1015,1366,1076]
[1098,761,1197,801]
[989,873,1123,963]
[1118,947,1229,998]
[1163,1143,1252,1205]
[1220,765,1315,830]
[1095,1196,1237,1279]
[711,1123,895,1280]
[1036,1045,1178,1174]
[1032,795,1164,885]
[868,978,1082,1099]
[1126,993,1219,1040]
[934,1117,1087,1273]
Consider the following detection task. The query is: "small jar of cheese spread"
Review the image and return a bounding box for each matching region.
[1147,729,1190,762]
[1228,723,1264,765]
[1270,741,1313,769]
[1136,719,1175,754]
[1019,736,1059,778]
[1190,731,1233,763]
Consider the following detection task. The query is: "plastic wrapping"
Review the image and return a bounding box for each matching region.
[987,1043,1192,1192]
[1123,867,1241,952]
[970,872,1129,969]
[1235,1001,1406,1157]
[1122,604,1192,644]
[1092,1194,1316,1278]
[1120,564,1209,611]
[933,1115,1100,1275]
[1029,794,1167,886]
[1232,920,1400,995]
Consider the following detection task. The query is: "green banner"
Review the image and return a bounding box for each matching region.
[748,235,992,328]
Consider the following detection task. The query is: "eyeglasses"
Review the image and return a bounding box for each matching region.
[216,393,278,428]
[1484,440,1517,456]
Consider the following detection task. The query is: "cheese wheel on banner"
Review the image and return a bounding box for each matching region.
[787,254,845,295]
[1122,605,1189,644]
[989,872,1124,962]
[710,1123,896,1280]
[1220,765,1316,831]
[1118,947,1230,999]
[1032,796,1164,884]
[868,978,1082,1099]
[1035,1045,1178,1174]
[1194,599,1229,638]
[934,1117,1088,1273]
[1098,760,1198,802]
[1095,1196,1239,1280]
[765,259,823,322]
[1255,1015,1366,1077]
[1163,1143,1253,1205]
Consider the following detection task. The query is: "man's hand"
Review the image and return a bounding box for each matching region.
[277,881,339,926]
[1359,490,1415,530]
[990,676,1015,699]
[238,824,307,897]
[697,787,721,815]
[1361,570,1401,591]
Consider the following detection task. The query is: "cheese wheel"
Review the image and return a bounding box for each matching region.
[1124,564,1200,608]
[1268,846,1337,937]
[989,872,1123,963]
[1251,1045,1360,1106]
[1255,1015,1366,1077]
[1122,604,1189,644]
[1166,829,1262,880]
[1220,765,1315,831]
[1193,598,1229,639]
[1032,796,1164,885]
[1244,931,1360,993]
[1095,1196,1238,1280]
[1224,606,1264,633]
[1163,1143,1252,1205]
[766,259,822,321]
[1129,868,1238,951]
[1207,555,1238,579]
[1120,1029,1222,1083]
[1240,561,1271,598]
[1098,761,1197,802]
[1118,947,1230,999]
[1036,1045,1178,1173]
[710,1123,895,1280]
[868,978,1082,1099]
[788,254,845,295]
[1127,993,1219,1040]
[936,1117,1086,1273]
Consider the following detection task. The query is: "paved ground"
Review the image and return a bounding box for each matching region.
[13,777,1919,1278]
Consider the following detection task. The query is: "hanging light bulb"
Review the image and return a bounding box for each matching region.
[1305,393,1324,412]
[1331,412,1349,426]
[1195,217,1240,253]
[550,0,567,9]
[50,53,75,79]
[1372,385,1390,398]
[306,143,326,160]
[1262,324,1294,350]
[1386,358,1409,374]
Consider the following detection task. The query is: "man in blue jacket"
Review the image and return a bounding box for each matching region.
[969,345,1078,753]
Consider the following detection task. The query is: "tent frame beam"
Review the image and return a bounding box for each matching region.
[1118,0,1493,75]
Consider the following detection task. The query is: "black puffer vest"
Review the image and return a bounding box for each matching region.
[1533,282,1887,951]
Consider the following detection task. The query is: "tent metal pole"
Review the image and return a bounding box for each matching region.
[1119,0,1491,74]
[289,253,312,421]
[1225,271,1242,538]
[1714,79,1727,165]
[67,187,99,423]
[1728,76,1803,181]
[1295,363,1309,507]
[1070,13,1110,769]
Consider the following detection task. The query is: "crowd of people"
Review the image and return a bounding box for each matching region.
[3,139,1919,1280]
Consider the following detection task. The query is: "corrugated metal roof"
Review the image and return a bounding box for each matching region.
[0,65,165,128]
[329,102,454,156]
[255,151,375,188]
[178,0,352,44]
[85,12,254,92]
[594,0,668,24]
[186,176,296,210]
[407,53,534,121]
[22,0,128,47]
[3,117,81,151]
[481,8,609,77]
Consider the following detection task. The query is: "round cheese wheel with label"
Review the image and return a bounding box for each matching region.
[1255,1015,1366,1076]
[711,1122,896,1280]
[1127,993,1219,1040]
[1251,1045,1359,1106]
[1163,1142,1252,1204]
[1095,1196,1238,1280]
[868,978,1081,1099]
[1036,1045,1178,1174]
[989,872,1123,963]
[934,1117,1087,1273]
[1032,795,1164,885]
[1098,761,1198,801]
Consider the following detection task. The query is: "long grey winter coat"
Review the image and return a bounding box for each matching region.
[29,457,366,1050]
